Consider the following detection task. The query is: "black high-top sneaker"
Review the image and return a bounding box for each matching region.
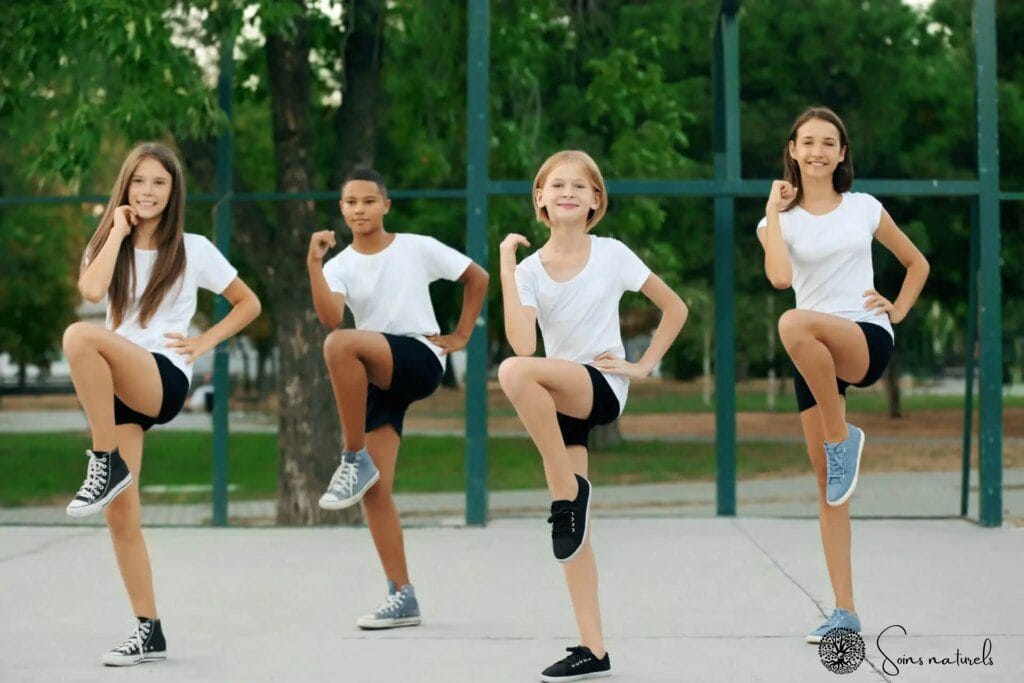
[102,618,167,666]
[540,645,611,681]
[66,449,133,517]
[547,474,591,562]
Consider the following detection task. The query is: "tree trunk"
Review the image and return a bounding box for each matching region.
[885,347,901,418]
[589,420,623,450]
[265,11,354,525]
[332,0,386,185]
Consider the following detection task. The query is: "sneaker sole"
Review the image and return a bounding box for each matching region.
[827,429,864,507]
[102,652,167,666]
[805,634,823,644]
[66,472,135,518]
[318,469,381,511]
[540,671,611,682]
[556,478,591,564]
[356,616,421,630]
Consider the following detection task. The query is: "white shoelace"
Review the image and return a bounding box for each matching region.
[327,461,358,497]
[76,453,109,499]
[113,622,151,655]
[375,592,406,617]
[826,445,846,481]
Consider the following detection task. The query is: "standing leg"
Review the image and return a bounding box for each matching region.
[801,403,855,613]
[360,425,409,587]
[562,445,604,658]
[103,424,158,618]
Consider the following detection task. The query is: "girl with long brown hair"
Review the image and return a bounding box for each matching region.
[63,142,260,665]
[756,108,929,643]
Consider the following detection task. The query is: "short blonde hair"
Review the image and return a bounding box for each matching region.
[533,150,608,230]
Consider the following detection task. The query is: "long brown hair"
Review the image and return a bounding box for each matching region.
[782,107,853,211]
[83,143,187,329]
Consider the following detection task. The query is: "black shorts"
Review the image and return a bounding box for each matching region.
[367,334,444,437]
[794,321,894,413]
[557,364,621,448]
[114,352,190,431]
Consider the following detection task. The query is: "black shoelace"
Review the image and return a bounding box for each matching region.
[547,507,576,537]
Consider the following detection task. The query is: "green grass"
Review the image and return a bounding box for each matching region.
[0,432,810,507]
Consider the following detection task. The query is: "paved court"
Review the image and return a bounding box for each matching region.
[1,518,1021,682]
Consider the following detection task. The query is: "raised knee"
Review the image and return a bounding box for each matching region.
[323,329,356,360]
[497,357,530,398]
[777,309,809,345]
[62,322,96,357]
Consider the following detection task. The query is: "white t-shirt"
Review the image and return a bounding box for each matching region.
[515,235,651,414]
[104,233,238,383]
[322,233,473,368]
[757,192,893,338]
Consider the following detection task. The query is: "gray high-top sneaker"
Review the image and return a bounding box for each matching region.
[318,448,380,510]
[357,581,422,630]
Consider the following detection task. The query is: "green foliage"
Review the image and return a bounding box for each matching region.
[0,0,1021,381]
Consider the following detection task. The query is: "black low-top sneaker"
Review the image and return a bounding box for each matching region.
[540,645,611,682]
[66,449,133,518]
[547,474,591,562]
[102,618,167,666]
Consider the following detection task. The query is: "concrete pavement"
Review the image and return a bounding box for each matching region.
[1,519,1021,682]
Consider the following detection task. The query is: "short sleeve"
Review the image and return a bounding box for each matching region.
[756,216,768,230]
[613,239,651,292]
[322,254,348,297]
[420,236,473,282]
[860,193,884,234]
[514,261,538,310]
[194,236,238,294]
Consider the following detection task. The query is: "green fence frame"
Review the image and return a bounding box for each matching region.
[0,0,1005,527]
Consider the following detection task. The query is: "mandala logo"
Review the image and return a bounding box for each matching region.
[819,627,865,674]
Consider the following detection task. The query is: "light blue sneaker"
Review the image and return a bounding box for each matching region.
[825,423,864,506]
[357,581,421,629]
[806,608,861,644]
[318,448,380,510]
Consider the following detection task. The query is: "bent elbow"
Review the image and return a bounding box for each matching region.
[769,276,791,290]
[78,283,105,304]
[249,296,262,320]
[511,341,535,357]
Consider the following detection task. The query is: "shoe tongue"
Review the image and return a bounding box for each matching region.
[550,499,573,513]
[386,580,398,594]
[342,451,358,463]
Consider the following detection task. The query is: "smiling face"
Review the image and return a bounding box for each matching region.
[127,156,173,222]
[535,162,602,229]
[339,179,390,235]
[788,117,847,182]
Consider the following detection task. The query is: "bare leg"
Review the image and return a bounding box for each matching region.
[777,310,869,443]
[800,402,856,613]
[103,424,158,618]
[62,322,163,451]
[562,445,605,658]
[360,425,409,587]
[497,357,593,500]
[323,330,394,452]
